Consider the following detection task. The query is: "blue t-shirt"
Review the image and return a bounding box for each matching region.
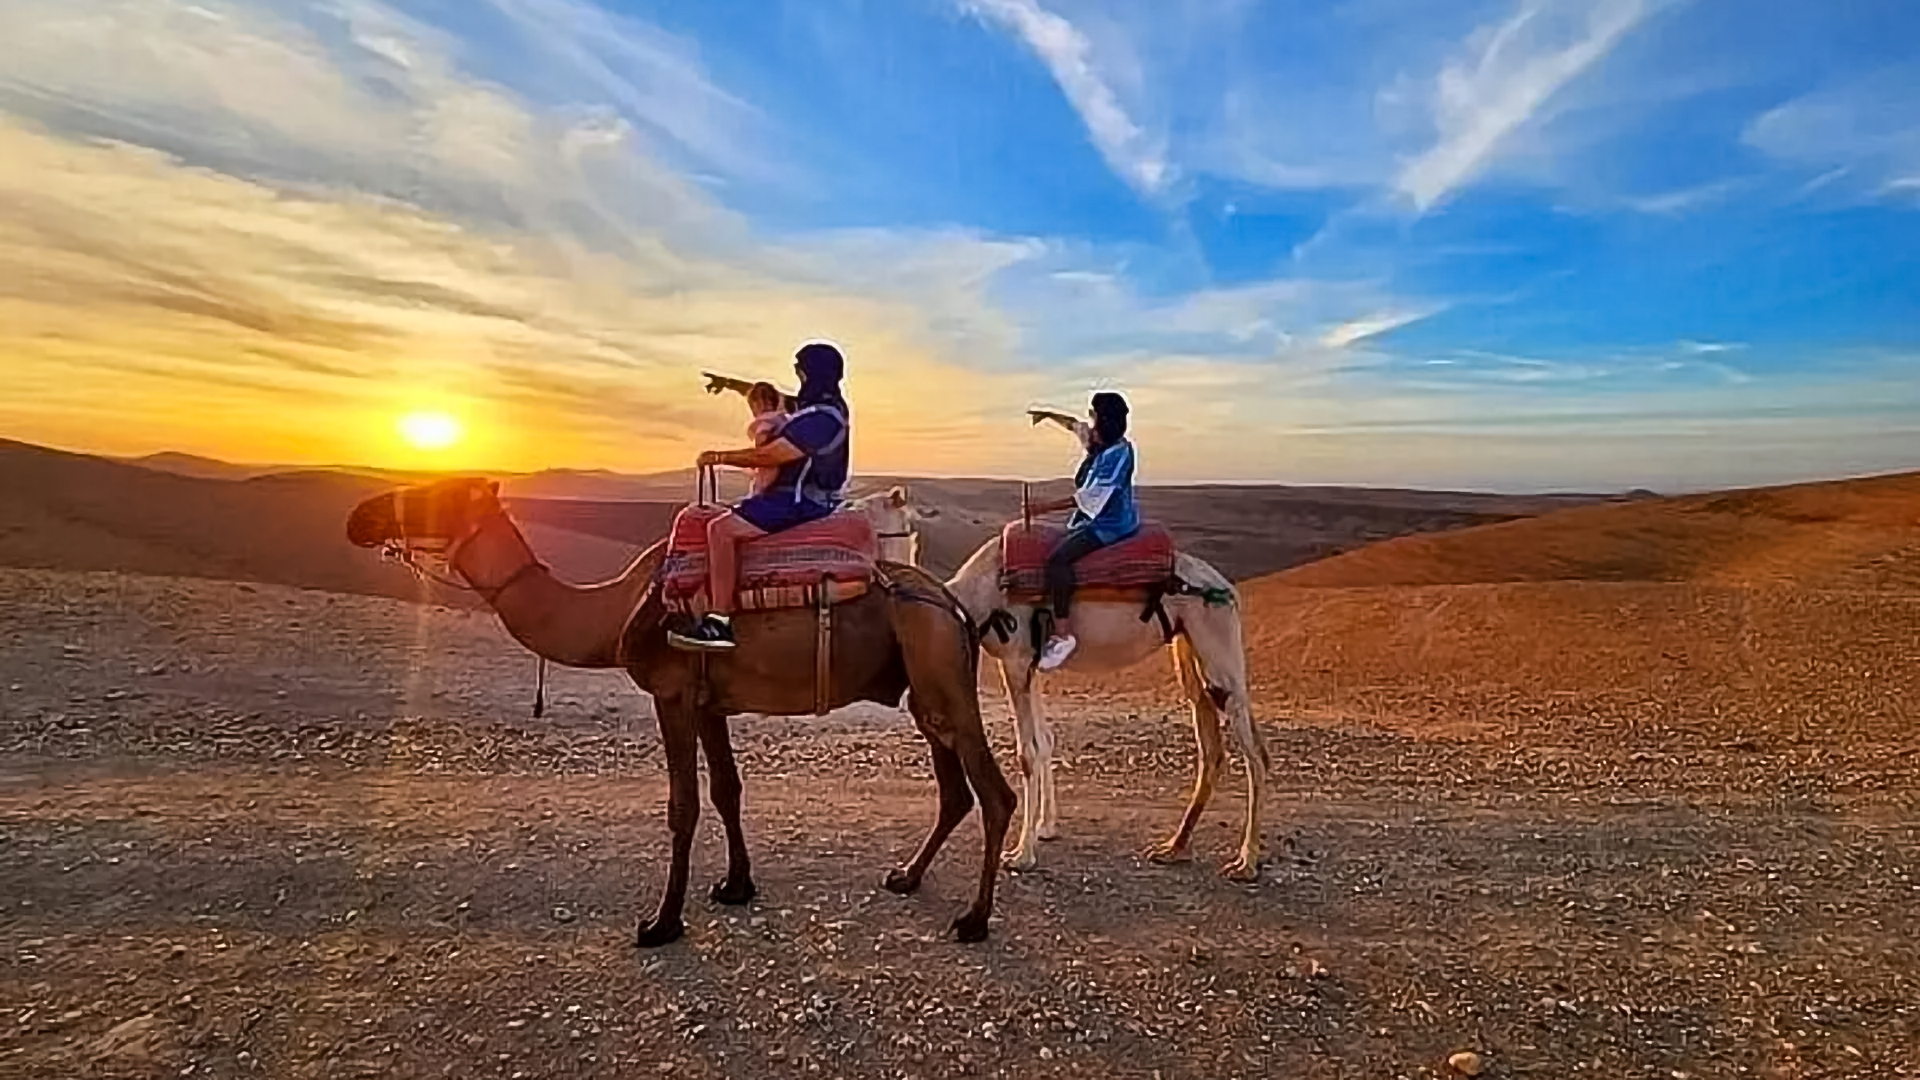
[764,402,849,510]
[1068,437,1140,545]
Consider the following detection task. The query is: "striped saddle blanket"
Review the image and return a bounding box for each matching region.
[661,505,877,613]
[1000,520,1177,599]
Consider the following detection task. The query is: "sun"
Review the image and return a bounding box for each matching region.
[397,410,463,452]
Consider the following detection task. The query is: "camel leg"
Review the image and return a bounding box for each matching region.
[1219,684,1270,882]
[636,698,701,947]
[1184,612,1270,882]
[696,711,755,906]
[892,598,1014,943]
[949,720,1015,943]
[1146,633,1225,865]
[883,705,974,895]
[1032,687,1061,841]
[1000,662,1049,871]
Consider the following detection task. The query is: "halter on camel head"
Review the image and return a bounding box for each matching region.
[345,476,554,715]
[347,476,499,551]
[344,477,542,600]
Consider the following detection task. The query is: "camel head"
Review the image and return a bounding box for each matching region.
[346,476,502,550]
[847,485,921,565]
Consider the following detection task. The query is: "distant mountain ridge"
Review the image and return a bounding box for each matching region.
[7,438,1629,593]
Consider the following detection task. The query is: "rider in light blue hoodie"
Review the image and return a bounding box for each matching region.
[1026,391,1140,670]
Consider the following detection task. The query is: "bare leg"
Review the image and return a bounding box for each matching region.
[705,512,764,615]
[697,711,755,905]
[1147,634,1224,864]
[884,705,974,895]
[637,699,701,946]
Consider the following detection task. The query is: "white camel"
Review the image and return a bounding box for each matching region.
[890,493,1272,880]
[844,486,921,566]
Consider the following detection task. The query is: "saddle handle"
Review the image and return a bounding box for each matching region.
[697,463,719,508]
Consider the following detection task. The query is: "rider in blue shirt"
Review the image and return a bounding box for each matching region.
[672,341,851,652]
[1025,391,1140,670]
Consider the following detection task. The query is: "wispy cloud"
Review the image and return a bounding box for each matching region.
[1320,308,1438,349]
[1744,65,1920,206]
[959,0,1173,195]
[1621,177,1741,215]
[466,0,773,182]
[987,263,1431,371]
[1678,339,1743,355]
[1396,0,1653,211]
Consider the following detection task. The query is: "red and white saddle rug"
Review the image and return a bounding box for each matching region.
[660,505,877,613]
[999,520,1176,601]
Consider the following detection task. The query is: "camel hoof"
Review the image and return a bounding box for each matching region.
[1001,848,1037,872]
[1036,823,1060,841]
[709,877,757,906]
[633,916,685,949]
[1220,857,1261,884]
[949,910,991,944]
[882,867,920,895]
[1144,840,1192,865]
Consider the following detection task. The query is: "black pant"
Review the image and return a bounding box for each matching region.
[1045,529,1108,621]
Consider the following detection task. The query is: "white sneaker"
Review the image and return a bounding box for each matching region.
[1036,634,1078,672]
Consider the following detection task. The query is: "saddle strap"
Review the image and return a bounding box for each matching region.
[1139,580,1176,644]
[814,574,833,716]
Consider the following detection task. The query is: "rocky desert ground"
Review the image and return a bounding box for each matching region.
[4,452,1919,1079]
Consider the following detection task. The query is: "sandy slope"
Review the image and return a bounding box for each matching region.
[1045,471,1920,749]
[1270,469,1920,590]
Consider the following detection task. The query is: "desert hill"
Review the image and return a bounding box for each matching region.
[0,440,641,602]
[120,450,264,480]
[1265,469,1920,591]
[1,439,1607,594]
[498,474,1606,581]
[142,450,1612,580]
[1145,470,1920,743]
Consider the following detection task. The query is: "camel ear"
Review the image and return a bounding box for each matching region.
[888,485,907,508]
[487,480,500,497]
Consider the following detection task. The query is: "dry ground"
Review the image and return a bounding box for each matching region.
[4,568,1919,1079]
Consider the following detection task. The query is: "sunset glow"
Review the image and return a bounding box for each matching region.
[397,411,463,453]
[0,0,1915,489]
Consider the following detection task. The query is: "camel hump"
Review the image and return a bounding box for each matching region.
[999,519,1177,595]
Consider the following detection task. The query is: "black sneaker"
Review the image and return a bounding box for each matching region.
[667,613,737,652]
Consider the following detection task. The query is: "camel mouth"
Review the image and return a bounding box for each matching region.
[345,492,400,548]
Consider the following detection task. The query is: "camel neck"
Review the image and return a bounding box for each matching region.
[451,512,656,670]
[944,533,1006,624]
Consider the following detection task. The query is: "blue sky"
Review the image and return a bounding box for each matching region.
[1,0,1917,489]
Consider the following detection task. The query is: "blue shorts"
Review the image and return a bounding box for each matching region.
[733,493,834,534]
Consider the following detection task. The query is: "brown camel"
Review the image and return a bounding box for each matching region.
[345,477,1015,946]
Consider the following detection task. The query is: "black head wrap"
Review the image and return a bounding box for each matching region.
[794,341,847,410]
[1090,391,1129,445]
[1075,391,1131,487]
